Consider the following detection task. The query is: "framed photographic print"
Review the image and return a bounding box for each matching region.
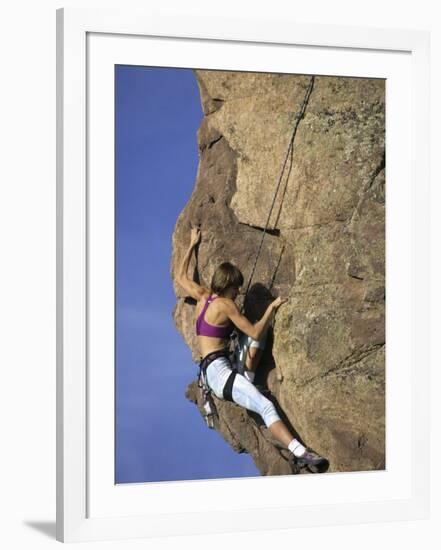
[56,7,430,543]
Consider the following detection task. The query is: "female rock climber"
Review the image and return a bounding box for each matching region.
[176,226,328,472]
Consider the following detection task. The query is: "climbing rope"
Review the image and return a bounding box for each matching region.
[241,75,315,312]
[198,77,316,430]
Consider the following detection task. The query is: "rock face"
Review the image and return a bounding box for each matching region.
[171,70,385,475]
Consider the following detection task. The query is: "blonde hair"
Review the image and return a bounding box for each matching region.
[210,262,244,296]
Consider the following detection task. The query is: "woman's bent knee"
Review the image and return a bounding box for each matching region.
[261,399,281,428]
[231,375,281,428]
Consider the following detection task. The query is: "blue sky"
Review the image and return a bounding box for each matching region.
[115,65,260,483]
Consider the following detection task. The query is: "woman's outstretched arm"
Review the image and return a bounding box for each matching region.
[224,296,287,341]
[175,227,209,301]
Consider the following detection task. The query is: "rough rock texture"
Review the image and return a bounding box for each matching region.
[171,70,385,475]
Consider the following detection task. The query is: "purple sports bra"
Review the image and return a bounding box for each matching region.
[196,295,233,339]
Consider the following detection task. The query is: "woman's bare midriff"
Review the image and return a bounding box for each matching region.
[197,334,230,359]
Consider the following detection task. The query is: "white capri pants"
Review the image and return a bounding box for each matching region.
[205,353,280,428]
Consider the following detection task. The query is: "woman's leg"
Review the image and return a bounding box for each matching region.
[205,357,235,399]
[207,356,327,468]
[231,373,280,427]
[231,373,304,450]
[237,328,268,382]
[267,420,298,448]
[243,346,263,380]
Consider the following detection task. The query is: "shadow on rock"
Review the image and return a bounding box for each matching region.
[241,283,330,474]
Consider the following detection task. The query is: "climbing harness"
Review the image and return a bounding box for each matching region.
[230,75,316,355]
[197,349,231,428]
[198,371,217,429]
[222,368,238,402]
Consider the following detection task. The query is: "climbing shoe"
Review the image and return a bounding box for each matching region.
[293,449,329,473]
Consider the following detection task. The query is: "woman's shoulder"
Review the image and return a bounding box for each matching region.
[197,289,211,304]
[215,296,237,310]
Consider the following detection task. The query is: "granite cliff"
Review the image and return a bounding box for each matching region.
[171,70,385,475]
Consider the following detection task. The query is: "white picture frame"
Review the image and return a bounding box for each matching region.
[56,7,430,543]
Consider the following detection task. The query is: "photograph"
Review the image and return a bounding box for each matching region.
[115,65,385,484]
